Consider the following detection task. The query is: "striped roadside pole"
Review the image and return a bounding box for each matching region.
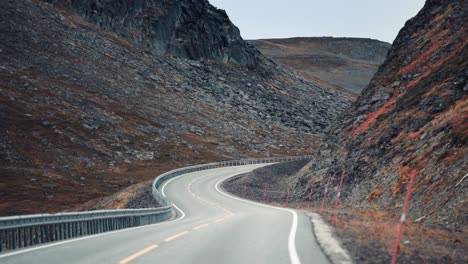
[320,174,333,214]
[331,169,347,231]
[307,179,315,210]
[391,170,418,264]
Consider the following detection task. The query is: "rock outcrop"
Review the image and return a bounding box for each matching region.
[48,0,262,68]
[292,0,467,227]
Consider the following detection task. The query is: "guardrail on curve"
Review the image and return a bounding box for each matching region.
[0,155,312,253]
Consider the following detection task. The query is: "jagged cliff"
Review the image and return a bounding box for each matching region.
[292,0,467,227]
[49,0,262,67]
[0,0,352,215]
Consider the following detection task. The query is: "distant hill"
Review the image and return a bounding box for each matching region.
[248,37,391,95]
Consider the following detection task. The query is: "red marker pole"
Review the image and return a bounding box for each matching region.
[308,179,314,210]
[331,169,347,231]
[320,175,333,214]
[391,170,417,264]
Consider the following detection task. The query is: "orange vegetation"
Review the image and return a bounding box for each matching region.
[393,166,418,195]
[352,97,396,135]
[367,188,383,201]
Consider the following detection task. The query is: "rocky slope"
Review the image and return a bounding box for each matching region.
[291,0,467,228]
[248,37,391,95]
[0,0,352,215]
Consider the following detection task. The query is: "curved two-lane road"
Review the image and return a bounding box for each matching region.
[0,165,329,264]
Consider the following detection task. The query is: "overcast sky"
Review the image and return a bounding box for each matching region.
[208,0,426,43]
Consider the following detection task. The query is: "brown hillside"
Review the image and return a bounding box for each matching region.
[248,37,391,95]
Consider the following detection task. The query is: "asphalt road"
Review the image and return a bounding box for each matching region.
[0,165,329,264]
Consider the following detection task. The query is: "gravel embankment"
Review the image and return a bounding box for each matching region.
[223,159,310,203]
[125,185,160,209]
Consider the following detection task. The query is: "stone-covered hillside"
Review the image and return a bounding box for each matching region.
[293,0,467,227]
[0,0,352,215]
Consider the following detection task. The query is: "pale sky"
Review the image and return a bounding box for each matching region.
[208,0,426,43]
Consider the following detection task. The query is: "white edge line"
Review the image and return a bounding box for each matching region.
[215,175,301,264]
[161,175,186,221]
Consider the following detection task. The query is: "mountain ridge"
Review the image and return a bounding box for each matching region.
[248,37,391,94]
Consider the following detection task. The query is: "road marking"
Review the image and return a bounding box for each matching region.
[213,217,226,223]
[119,245,158,264]
[187,172,235,217]
[215,177,301,264]
[164,231,189,242]
[161,176,186,221]
[193,223,210,230]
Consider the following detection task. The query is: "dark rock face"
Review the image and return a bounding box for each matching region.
[46,0,261,68]
[291,0,467,227]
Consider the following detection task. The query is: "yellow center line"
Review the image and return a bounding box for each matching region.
[164,231,189,242]
[192,223,210,230]
[119,244,158,264]
[213,218,226,223]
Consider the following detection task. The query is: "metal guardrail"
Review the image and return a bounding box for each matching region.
[0,155,312,253]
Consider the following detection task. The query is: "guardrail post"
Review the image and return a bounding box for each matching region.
[68,222,72,238]
[44,225,48,242]
[0,230,3,252]
[40,225,44,243]
[28,227,32,246]
[33,226,38,244]
[17,228,23,248]
[24,227,28,246]
[23,228,27,248]
[52,224,57,241]
[5,230,9,250]
[44,225,49,242]
[12,229,16,250]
